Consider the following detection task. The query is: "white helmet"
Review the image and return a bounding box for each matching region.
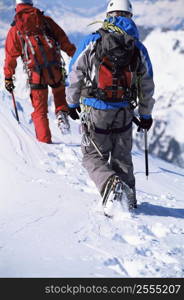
[16,0,33,5]
[107,0,133,15]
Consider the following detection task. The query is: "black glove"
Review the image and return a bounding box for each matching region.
[137,117,153,132]
[68,106,81,120]
[5,78,15,93]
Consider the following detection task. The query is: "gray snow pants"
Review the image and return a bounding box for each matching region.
[81,106,135,195]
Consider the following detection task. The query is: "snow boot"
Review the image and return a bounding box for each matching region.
[102,175,135,217]
[56,111,70,135]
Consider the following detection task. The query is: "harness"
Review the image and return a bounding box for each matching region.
[80,104,133,153]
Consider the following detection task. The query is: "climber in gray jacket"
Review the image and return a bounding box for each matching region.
[66,0,155,217]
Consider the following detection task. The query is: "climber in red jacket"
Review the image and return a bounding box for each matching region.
[4,0,76,143]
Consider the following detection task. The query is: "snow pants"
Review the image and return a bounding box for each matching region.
[30,69,68,143]
[81,107,135,195]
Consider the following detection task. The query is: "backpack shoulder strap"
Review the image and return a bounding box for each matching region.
[42,17,58,44]
[92,28,108,63]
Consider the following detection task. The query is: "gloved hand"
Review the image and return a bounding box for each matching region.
[5,78,15,93]
[137,116,153,132]
[68,106,81,120]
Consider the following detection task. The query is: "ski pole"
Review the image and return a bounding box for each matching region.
[132,115,140,127]
[144,129,149,180]
[11,91,20,124]
[133,116,149,179]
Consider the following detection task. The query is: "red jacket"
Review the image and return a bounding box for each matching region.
[4,4,76,79]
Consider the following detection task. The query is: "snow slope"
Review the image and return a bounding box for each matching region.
[0,0,184,278]
[0,86,184,278]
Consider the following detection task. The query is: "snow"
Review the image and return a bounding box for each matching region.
[143,29,184,145]
[0,0,184,279]
[0,85,184,278]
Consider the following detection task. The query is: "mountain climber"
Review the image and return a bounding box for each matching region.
[4,0,76,143]
[66,0,155,216]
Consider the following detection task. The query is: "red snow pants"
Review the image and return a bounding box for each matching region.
[30,68,68,144]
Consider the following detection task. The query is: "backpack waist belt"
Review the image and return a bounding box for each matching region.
[82,87,136,103]
[94,121,132,135]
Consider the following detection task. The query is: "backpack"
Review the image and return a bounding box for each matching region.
[89,27,139,105]
[14,7,62,82]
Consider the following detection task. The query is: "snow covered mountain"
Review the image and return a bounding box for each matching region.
[1,0,184,37]
[0,0,184,278]
[134,28,184,168]
[1,0,184,168]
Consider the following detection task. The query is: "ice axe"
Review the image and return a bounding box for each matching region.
[133,116,149,179]
[11,91,20,124]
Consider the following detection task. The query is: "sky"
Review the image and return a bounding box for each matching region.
[60,0,106,8]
